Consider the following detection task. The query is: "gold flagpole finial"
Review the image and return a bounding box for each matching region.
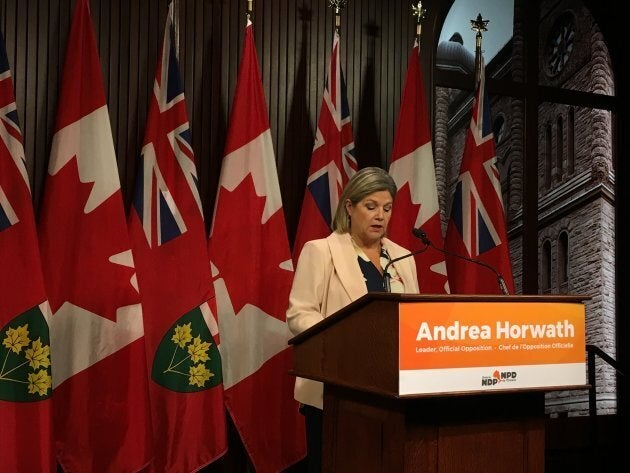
[470,13,489,51]
[471,14,489,81]
[328,0,348,31]
[411,2,426,38]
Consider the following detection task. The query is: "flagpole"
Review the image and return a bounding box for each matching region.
[172,0,180,59]
[470,13,489,83]
[411,1,426,42]
[329,0,348,33]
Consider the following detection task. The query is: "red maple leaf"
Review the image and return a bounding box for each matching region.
[39,157,139,321]
[391,183,449,294]
[210,174,292,319]
[389,182,424,251]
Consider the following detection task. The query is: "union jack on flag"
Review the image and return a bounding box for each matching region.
[132,141,188,247]
[0,57,28,233]
[132,23,201,248]
[0,185,18,231]
[292,29,357,261]
[444,58,514,294]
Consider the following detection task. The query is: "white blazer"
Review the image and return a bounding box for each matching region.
[287,231,420,408]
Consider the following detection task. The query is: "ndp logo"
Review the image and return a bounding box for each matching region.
[481,369,518,386]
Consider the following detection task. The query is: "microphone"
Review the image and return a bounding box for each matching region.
[412,228,510,295]
[382,246,427,292]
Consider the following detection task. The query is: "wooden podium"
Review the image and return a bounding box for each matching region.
[288,293,588,473]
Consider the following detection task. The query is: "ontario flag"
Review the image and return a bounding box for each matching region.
[0,30,54,473]
[208,18,306,473]
[388,38,449,294]
[292,29,357,261]
[37,0,152,471]
[444,57,514,294]
[128,3,227,471]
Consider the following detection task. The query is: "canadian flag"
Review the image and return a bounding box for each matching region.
[37,0,152,470]
[388,38,449,294]
[208,18,306,473]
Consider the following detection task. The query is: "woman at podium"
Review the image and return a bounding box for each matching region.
[287,166,420,472]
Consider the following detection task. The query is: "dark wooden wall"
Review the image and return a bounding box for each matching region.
[0,0,421,244]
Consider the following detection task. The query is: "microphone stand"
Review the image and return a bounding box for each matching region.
[382,247,428,292]
[412,228,510,295]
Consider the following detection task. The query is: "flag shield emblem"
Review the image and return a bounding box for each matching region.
[151,305,223,392]
[0,306,51,401]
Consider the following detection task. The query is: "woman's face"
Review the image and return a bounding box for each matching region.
[346,190,393,245]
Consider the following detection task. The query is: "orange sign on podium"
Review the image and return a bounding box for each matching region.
[398,300,586,395]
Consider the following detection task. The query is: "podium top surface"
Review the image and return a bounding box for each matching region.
[288,292,590,346]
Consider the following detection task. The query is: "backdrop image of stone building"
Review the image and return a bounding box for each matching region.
[435,0,616,416]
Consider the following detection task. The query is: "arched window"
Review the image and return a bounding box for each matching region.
[556,115,564,181]
[506,162,513,218]
[546,123,553,188]
[568,108,575,175]
[493,115,506,144]
[558,231,569,293]
[542,240,552,294]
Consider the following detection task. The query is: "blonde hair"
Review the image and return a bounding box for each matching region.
[331,166,397,233]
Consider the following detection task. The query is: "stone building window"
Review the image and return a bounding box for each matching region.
[493,115,506,144]
[558,231,569,293]
[545,13,575,77]
[556,115,564,181]
[545,123,552,188]
[542,240,552,294]
[504,161,513,218]
[568,108,575,175]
